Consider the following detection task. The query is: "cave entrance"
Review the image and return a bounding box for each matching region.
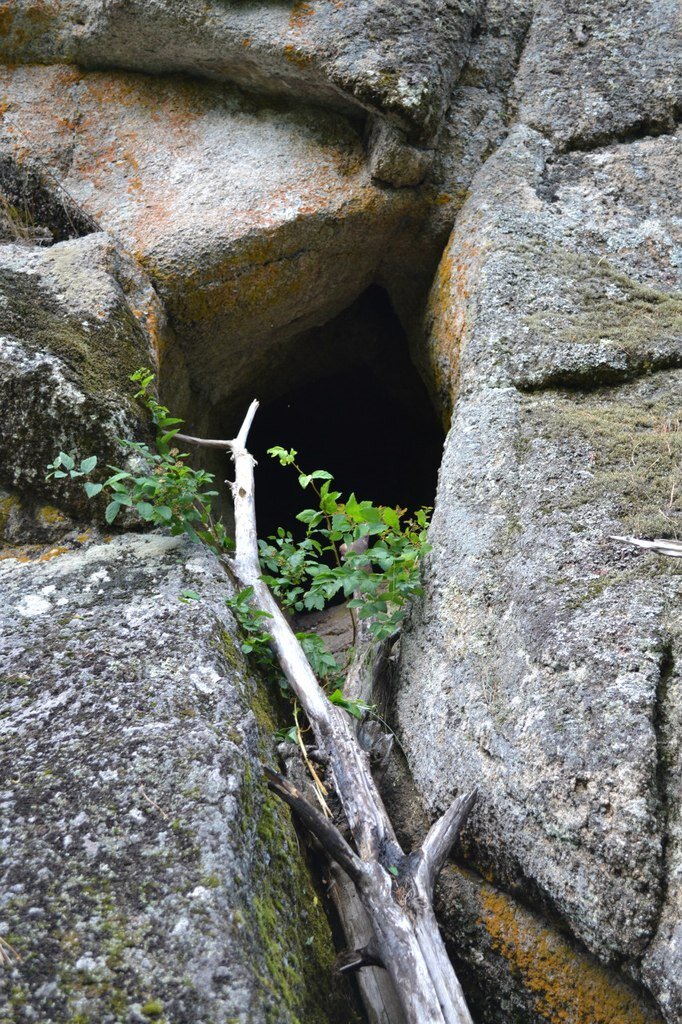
[231,285,444,541]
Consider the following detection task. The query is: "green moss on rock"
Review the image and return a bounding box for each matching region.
[525,248,682,358]
[529,375,682,537]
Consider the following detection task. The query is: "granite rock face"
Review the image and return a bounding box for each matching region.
[0,534,353,1024]
[513,0,681,150]
[0,0,478,145]
[1,0,681,1021]
[397,123,682,1020]
[0,64,417,417]
[0,232,164,516]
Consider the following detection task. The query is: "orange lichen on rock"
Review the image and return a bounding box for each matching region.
[37,505,70,527]
[0,548,31,563]
[0,4,13,37]
[282,43,313,69]
[479,888,663,1024]
[0,0,60,53]
[424,236,477,424]
[289,1,316,29]
[38,545,70,562]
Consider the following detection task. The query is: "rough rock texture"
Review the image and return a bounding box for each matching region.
[513,0,681,150]
[0,232,166,515]
[384,0,532,354]
[0,64,418,415]
[0,0,478,145]
[1,0,681,1021]
[437,866,665,1024]
[0,533,355,1024]
[378,752,666,1024]
[397,123,682,1019]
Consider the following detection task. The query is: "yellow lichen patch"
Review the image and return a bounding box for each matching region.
[37,504,69,528]
[0,548,32,563]
[0,542,70,564]
[131,297,165,362]
[0,493,20,538]
[282,42,313,69]
[0,4,13,36]
[0,1,61,57]
[424,232,480,425]
[479,888,662,1024]
[38,545,70,562]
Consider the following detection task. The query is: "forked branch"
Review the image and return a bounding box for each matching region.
[211,400,475,1024]
[264,768,366,885]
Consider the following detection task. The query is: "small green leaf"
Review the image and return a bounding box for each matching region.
[59,452,75,471]
[382,507,400,530]
[179,589,201,602]
[387,865,399,878]
[155,506,173,522]
[84,482,103,498]
[80,456,98,473]
[267,446,297,465]
[105,500,121,524]
[296,509,321,525]
[136,501,155,521]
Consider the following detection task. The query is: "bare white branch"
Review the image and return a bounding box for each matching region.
[175,433,235,451]
[610,535,682,558]
[416,791,477,896]
[206,399,475,1024]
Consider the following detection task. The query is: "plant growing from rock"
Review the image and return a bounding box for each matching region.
[48,368,232,553]
[48,370,477,1024]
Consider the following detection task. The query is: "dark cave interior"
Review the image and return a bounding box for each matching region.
[243,285,444,540]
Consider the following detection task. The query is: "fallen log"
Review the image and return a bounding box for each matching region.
[176,404,476,1024]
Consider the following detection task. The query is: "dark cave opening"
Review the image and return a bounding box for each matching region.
[241,285,444,541]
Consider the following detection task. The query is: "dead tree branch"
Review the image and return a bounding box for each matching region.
[610,535,682,557]
[203,401,476,1024]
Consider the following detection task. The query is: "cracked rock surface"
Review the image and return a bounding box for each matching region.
[0,0,478,145]
[0,233,163,517]
[0,64,416,414]
[1,0,681,1021]
[397,119,682,1023]
[0,535,354,1024]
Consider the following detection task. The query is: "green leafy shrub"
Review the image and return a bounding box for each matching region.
[49,368,232,552]
[260,446,431,642]
[48,370,431,724]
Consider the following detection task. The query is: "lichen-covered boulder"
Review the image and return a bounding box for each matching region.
[0,232,165,516]
[0,0,477,147]
[0,65,415,416]
[0,533,355,1024]
[436,866,665,1024]
[396,123,682,1020]
[381,0,533,344]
